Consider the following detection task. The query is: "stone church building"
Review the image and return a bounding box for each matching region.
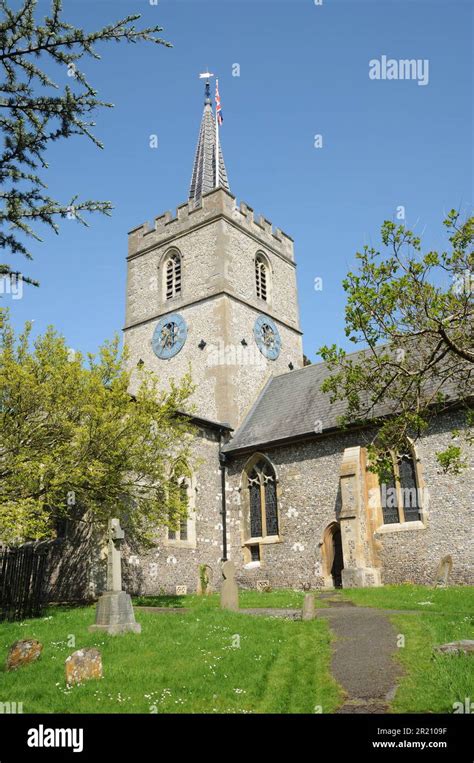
[117,80,472,596]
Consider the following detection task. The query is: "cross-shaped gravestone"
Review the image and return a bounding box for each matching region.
[89,517,141,635]
[106,518,125,592]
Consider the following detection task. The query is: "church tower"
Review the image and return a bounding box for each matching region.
[124,77,303,429]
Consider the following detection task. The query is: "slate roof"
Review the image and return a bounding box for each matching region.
[223,361,346,454]
[189,87,230,207]
[223,345,468,454]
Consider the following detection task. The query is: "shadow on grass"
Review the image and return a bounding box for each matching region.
[132,594,187,608]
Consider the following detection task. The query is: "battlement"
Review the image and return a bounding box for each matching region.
[127,188,294,261]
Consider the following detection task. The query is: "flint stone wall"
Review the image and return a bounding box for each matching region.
[114,410,472,594]
[45,411,472,599]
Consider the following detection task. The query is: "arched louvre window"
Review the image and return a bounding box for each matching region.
[381,446,422,525]
[255,255,268,301]
[165,251,182,300]
[247,459,278,539]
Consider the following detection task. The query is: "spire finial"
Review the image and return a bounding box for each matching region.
[190,72,230,206]
[199,70,214,104]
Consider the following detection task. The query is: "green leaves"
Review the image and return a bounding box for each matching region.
[0,0,171,283]
[0,312,195,545]
[318,211,473,474]
[435,445,466,474]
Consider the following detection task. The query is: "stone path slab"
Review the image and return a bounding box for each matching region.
[316,604,402,713]
[239,608,301,619]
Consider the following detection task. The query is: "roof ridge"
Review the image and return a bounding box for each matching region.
[273,344,382,381]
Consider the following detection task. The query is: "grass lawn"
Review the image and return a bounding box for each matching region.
[2,585,472,714]
[132,588,309,610]
[339,584,473,614]
[340,585,474,713]
[0,592,341,714]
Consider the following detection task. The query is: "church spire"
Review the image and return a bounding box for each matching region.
[189,74,230,207]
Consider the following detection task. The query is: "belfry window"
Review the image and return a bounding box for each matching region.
[255,254,269,301]
[247,459,279,539]
[381,446,422,525]
[164,251,182,300]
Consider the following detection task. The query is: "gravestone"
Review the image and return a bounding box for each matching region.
[65,648,103,685]
[220,560,239,611]
[89,518,141,635]
[302,593,316,621]
[434,555,453,588]
[6,639,43,671]
[435,640,474,655]
[197,564,213,595]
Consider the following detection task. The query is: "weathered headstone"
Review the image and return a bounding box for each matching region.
[197,564,213,595]
[65,648,103,685]
[220,560,239,611]
[88,518,141,635]
[302,593,316,621]
[435,640,474,655]
[6,639,42,671]
[434,555,453,588]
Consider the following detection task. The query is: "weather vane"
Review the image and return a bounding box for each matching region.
[197,69,222,189]
[199,70,214,102]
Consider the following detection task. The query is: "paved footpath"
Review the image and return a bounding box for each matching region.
[316,595,403,713]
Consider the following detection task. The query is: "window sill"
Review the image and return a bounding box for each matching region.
[164,540,196,549]
[244,561,261,570]
[375,520,426,535]
[244,535,282,546]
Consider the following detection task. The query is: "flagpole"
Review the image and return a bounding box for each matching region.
[215,78,219,189]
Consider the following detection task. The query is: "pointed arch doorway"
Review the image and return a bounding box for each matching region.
[321,522,344,589]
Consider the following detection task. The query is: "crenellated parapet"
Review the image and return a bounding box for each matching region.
[127,187,294,262]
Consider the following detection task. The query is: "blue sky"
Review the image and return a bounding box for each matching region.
[4,0,473,362]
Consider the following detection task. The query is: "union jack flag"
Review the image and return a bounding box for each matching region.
[215,79,223,126]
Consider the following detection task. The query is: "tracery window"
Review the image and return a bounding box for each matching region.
[381,446,422,525]
[247,459,279,539]
[164,251,182,300]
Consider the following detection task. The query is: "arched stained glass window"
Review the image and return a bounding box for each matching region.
[168,480,189,541]
[246,459,278,539]
[381,445,422,525]
[264,475,278,536]
[398,452,421,522]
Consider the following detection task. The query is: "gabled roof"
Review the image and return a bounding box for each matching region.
[222,362,344,454]
[189,85,230,207]
[223,343,467,455]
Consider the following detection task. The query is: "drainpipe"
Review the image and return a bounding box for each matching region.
[218,438,228,562]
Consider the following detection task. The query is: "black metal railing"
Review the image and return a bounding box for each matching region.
[0,544,49,621]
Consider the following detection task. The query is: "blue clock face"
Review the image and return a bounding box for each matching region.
[152,313,187,359]
[254,314,281,360]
